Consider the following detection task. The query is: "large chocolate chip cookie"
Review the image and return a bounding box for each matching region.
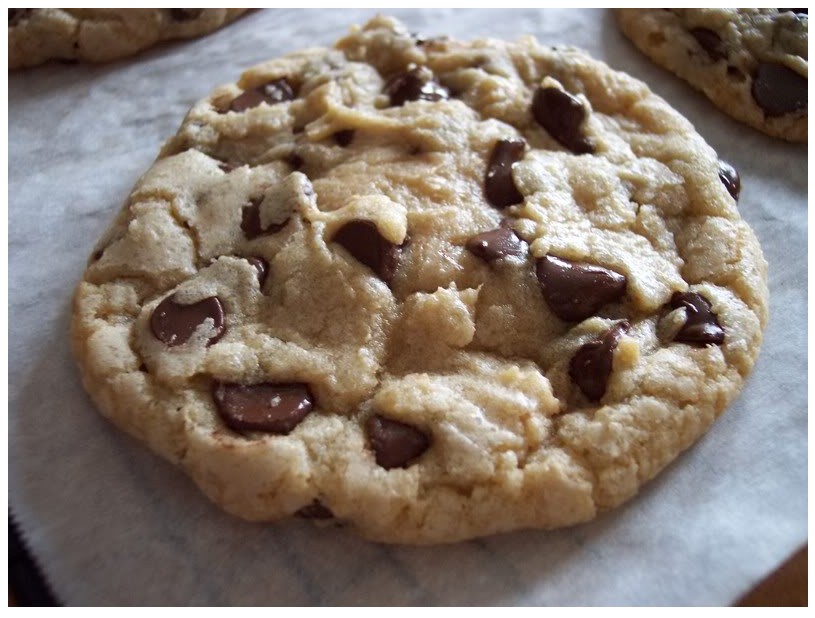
[616,9,807,142]
[8,8,247,69]
[72,16,768,543]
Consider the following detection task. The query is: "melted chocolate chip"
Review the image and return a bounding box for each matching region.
[690,28,727,61]
[536,255,627,322]
[214,382,314,434]
[751,63,807,116]
[241,198,288,240]
[332,220,402,285]
[484,139,526,209]
[333,129,355,147]
[169,8,204,21]
[668,292,725,346]
[8,8,33,25]
[366,415,430,469]
[384,67,449,107]
[466,227,525,262]
[150,295,225,347]
[296,500,334,519]
[532,87,595,155]
[286,153,304,170]
[245,256,269,287]
[569,321,630,402]
[228,78,295,113]
[718,160,741,201]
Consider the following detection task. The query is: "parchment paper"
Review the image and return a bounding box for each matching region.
[8,8,807,606]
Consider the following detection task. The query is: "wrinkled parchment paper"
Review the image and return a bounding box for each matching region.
[8,9,807,606]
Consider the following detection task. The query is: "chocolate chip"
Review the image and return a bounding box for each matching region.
[169,8,204,21]
[466,227,525,262]
[213,382,314,434]
[8,8,33,25]
[241,198,288,240]
[484,139,526,209]
[569,321,630,402]
[718,160,740,201]
[384,67,449,107]
[366,415,430,469]
[332,220,402,285]
[668,292,725,346]
[296,500,334,519]
[150,295,225,347]
[333,129,355,147]
[228,78,295,113]
[536,255,627,322]
[286,153,304,170]
[245,256,269,287]
[532,87,595,155]
[751,62,807,116]
[690,28,727,61]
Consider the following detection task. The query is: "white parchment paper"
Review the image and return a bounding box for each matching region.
[8,9,807,606]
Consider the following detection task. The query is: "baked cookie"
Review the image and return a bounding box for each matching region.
[616,9,807,142]
[72,16,768,544]
[8,8,247,69]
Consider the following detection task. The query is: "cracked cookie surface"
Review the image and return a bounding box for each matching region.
[616,8,808,142]
[72,16,768,543]
[8,8,247,69]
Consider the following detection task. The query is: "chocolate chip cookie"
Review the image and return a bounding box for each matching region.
[8,8,247,69]
[72,16,768,543]
[616,9,807,142]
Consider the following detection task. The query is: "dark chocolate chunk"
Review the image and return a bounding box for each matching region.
[690,27,727,61]
[484,139,526,209]
[332,220,402,284]
[717,160,741,201]
[229,78,295,113]
[333,129,355,147]
[751,62,807,116]
[241,198,288,240]
[668,292,725,346]
[286,153,304,170]
[8,8,33,25]
[245,256,269,287]
[214,382,313,434]
[466,227,525,262]
[150,295,225,347]
[296,500,334,519]
[569,321,630,402]
[169,8,204,21]
[536,255,627,322]
[532,87,595,155]
[366,415,430,469]
[384,67,449,107]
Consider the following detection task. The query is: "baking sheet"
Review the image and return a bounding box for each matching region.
[7,8,807,606]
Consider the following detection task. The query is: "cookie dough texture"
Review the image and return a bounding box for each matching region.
[616,9,808,142]
[8,8,247,69]
[72,16,768,544]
